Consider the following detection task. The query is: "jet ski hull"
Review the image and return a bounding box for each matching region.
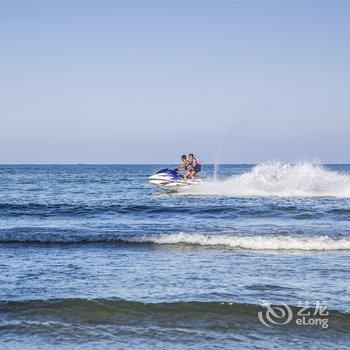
[148,169,203,192]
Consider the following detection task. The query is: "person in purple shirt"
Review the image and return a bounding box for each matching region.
[184,153,201,181]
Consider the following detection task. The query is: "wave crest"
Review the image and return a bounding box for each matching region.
[1,298,347,322]
[135,233,350,251]
[1,230,349,251]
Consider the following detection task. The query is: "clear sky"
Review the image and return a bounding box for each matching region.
[0,1,349,164]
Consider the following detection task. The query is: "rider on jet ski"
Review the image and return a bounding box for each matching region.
[177,154,190,172]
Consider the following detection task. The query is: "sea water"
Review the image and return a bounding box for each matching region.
[0,163,349,349]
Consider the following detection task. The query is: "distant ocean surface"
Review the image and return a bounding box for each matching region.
[0,163,349,349]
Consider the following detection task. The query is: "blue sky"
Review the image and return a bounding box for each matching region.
[0,1,349,163]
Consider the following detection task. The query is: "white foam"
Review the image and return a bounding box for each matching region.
[135,233,350,251]
[180,161,350,197]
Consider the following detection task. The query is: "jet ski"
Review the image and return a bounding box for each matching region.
[148,168,203,192]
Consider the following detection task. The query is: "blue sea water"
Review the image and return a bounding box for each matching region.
[0,163,349,349]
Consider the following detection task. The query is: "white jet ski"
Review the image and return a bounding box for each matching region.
[148,168,203,192]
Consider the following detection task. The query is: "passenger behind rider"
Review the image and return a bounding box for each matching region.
[184,153,201,181]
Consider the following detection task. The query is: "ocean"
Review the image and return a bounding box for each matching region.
[0,163,349,349]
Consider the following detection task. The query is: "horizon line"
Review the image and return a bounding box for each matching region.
[0,163,349,166]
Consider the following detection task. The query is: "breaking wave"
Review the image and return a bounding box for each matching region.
[3,230,349,251]
[182,162,350,197]
[134,233,350,251]
[0,232,350,251]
